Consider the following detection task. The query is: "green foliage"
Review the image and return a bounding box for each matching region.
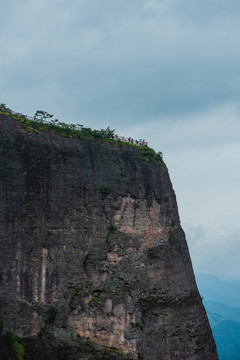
[82,126,115,140]
[40,306,58,333]
[75,334,124,359]
[0,106,116,142]
[138,145,163,164]
[99,184,112,199]
[34,110,54,123]
[0,103,14,115]
[33,110,115,140]
[157,151,163,159]
[27,335,38,340]
[140,294,169,313]
[0,103,7,111]
[6,331,25,360]
[46,306,58,323]
[108,225,117,233]
[131,322,143,330]
[88,295,102,308]
[0,106,165,166]
[186,328,192,338]
[106,225,117,245]
[70,286,84,303]
[101,346,119,353]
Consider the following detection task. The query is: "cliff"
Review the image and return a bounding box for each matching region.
[0,112,218,359]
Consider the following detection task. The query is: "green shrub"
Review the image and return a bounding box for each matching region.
[46,306,58,323]
[136,145,164,165]
[34,110,54,123]
[0,103,7,111]
[131,322,143,330]
[6,331,25,360]
[0,106,166,169]
[106,225,117,245]
[99,184,112,199]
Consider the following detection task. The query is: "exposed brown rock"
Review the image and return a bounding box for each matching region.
[0,113,218,359]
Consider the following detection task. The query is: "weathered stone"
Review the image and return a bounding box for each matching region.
[0,113,218,359]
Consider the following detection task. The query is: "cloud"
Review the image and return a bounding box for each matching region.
[185,223,240,281]
[1,0,240,123]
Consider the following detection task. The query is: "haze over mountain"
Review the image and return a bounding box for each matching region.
[196,274,240,360]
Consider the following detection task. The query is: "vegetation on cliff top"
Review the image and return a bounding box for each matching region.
[0,104,163,164]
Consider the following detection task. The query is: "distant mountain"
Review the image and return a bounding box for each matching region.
[205,301,240,323]
[196,274,240,307]
[196,274,240,360]
[207,311,225,328]
[196,273,240,307]
[212,320,240,360]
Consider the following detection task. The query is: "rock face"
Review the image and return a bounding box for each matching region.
[0,113,218,359]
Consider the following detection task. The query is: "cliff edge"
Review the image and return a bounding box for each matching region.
[0,112,218,359]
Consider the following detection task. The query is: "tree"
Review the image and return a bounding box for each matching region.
[34,110,54,123]
[0,103,7,111]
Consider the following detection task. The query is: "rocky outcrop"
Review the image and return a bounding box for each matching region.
[0,113,218,359]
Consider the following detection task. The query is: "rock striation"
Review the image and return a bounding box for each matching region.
[0,113,218,359]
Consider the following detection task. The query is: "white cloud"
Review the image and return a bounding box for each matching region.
[186,223,240,281]
[2,0,240,120]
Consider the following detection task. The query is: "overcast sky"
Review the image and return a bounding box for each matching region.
[1,0,240,280]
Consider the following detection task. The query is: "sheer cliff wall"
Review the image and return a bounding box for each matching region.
[0,114,218,360]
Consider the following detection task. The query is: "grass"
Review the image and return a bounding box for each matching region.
[0,105,164,165]
[137,145,163,164]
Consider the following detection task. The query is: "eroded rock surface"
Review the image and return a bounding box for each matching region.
[0,114,218,359]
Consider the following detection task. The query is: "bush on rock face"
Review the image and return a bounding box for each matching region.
[6,331,25,360]
[99,184,112,199]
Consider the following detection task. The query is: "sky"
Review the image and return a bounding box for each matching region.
[1,0,240,280]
